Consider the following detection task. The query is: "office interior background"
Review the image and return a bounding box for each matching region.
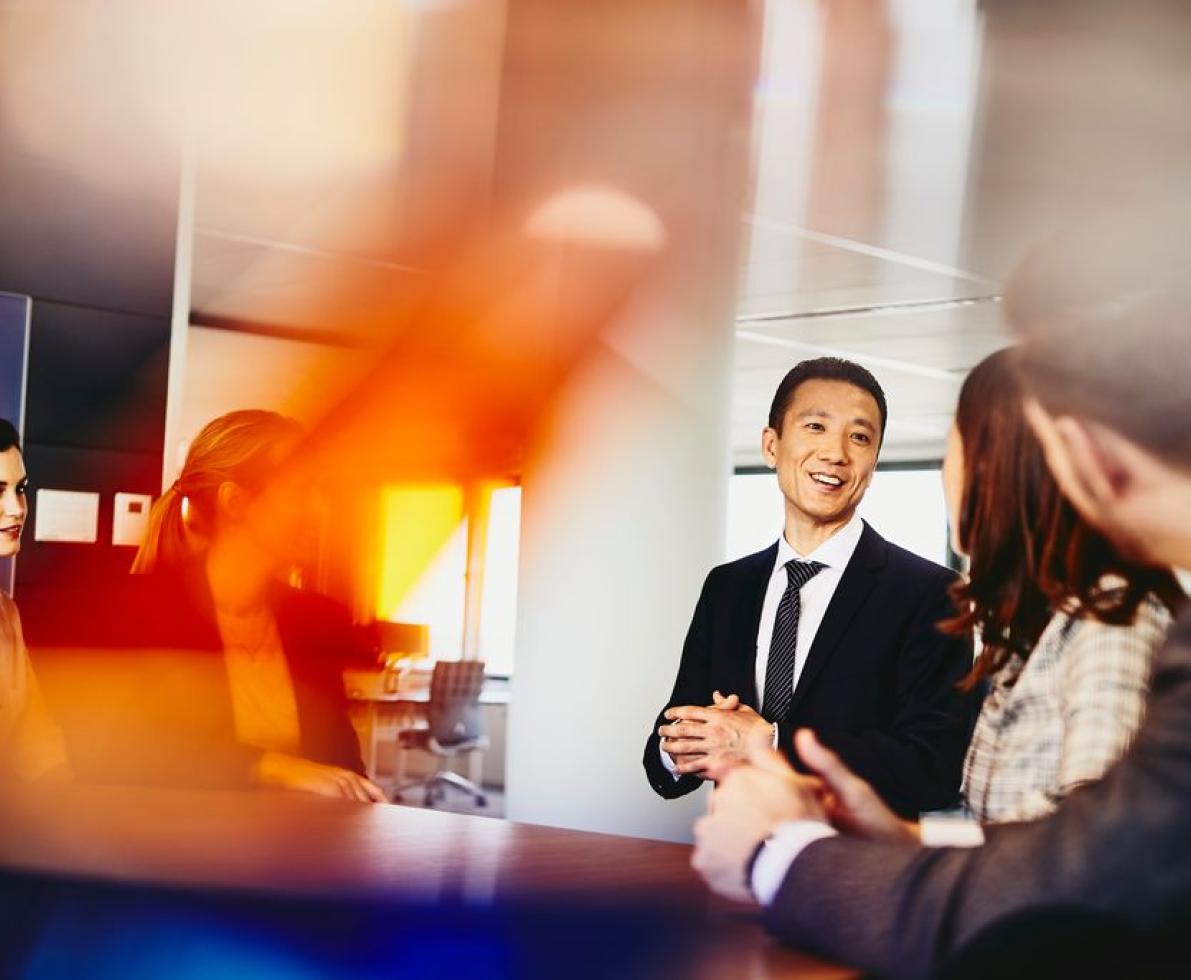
[1,0,1188,849]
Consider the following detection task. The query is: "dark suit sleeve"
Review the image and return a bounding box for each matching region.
[802,568,976,816]
[282,591,369,777]
[312,616,370,777]
[763,611,1191,979]
[643,570,720,799]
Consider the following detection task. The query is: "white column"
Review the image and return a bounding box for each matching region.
[497,0,757,842]
[160,140,195,490]
[506,289,738,841]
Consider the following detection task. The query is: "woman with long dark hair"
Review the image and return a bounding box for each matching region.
[0,418,69,779]
[940,348,1181,822]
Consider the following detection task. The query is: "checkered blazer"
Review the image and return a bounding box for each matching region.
[962,593,1171,824]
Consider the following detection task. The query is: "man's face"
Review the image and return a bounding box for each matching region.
[762,379,881,528]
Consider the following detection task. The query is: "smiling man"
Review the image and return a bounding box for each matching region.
[643,358,976,816]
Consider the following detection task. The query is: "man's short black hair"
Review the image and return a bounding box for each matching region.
[768,357,887,442]
[0,418,19,454]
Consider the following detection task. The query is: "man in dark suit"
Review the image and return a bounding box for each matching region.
[691,218,1191,977]
[644,357,976,817]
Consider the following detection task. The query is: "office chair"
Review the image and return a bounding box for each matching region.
[392,659,490,808]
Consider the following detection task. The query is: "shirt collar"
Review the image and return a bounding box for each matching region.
[775,511,865,571]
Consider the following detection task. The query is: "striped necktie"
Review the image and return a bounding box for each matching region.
[762,559,826,722]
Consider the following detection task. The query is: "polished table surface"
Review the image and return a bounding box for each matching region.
[0,781,854,978]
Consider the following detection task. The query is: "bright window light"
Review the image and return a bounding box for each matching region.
[377,485,468,661]
[478,486,521,676]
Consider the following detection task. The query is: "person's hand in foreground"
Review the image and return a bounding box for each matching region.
[658,690,774,779]
[257,751,387,803]
[692,733,826,903]
[795,729,919,844]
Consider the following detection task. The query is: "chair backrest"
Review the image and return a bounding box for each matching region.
[427,660,486,745]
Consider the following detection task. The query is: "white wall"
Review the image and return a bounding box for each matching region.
[169,325,368,479]
[507,328,733,842]
[500,1,756,838]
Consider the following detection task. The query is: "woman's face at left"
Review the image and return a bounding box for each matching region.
[941,422,966,558]
[0,447,28,558]
[217,447,322,571]
[247,477,322,568]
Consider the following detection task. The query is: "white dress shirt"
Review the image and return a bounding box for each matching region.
[754,513,865,713]
[751,816,985,905]
[660,513,865,777]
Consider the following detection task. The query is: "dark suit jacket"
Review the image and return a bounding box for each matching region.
[643,521,976,816]
[764,604,1191,979]
[23,565,366,788]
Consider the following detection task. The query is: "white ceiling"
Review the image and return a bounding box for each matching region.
[727,0,1191,464]
[181,0,1191,465]
[184,1,1008,465]
[733,0,996,464]
[11,0,1175,468]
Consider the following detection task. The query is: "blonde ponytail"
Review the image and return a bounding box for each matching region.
[130,482,189,574]
[130,410,303,575]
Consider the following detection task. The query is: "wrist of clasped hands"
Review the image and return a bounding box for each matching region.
[711,727,921,849]
[692,729,920,904]
[657,690,776,780]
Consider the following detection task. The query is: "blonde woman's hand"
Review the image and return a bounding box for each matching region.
[256,751,386,803]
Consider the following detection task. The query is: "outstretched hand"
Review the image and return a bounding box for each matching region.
[794,729,918,843]
[256,751,387,803]
[692,732,826,903]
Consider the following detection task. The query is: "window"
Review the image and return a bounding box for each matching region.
[478,485,521,677]
[857,468,950,567]
[375,482,522,674]
[376,485,468,661]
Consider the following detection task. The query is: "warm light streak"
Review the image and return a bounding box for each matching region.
[526,186,667,251]
[376,484,465,621]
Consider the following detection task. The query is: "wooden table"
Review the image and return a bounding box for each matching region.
[0,782,854,979]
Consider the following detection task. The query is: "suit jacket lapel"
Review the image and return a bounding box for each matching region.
[787,521,888,717]
[733,542,778,710]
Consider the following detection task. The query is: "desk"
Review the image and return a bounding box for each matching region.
[345,670,508,786]
[0,782,854,979]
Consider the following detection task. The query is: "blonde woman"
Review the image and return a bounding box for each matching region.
[128,410,384,802]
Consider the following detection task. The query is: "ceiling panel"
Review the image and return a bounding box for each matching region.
[737,217,994,320]
[730,298,1013,466]
[189,231,422,338]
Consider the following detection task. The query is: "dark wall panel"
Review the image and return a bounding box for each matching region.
[18,445,160,593]
[15,302,170,592]
[24,302,169,453]
[0,292,30,429]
